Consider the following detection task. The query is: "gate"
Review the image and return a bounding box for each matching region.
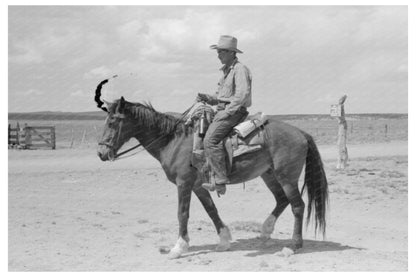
[8,123,56,149]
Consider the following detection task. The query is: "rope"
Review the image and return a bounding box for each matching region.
[185,103,215,123]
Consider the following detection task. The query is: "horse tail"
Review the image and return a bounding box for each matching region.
[300,131,329,238]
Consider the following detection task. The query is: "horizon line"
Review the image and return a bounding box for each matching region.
[8,110,409,116]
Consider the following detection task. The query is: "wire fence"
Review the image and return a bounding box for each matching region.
[8,117,408,150]
[285,118,407,145]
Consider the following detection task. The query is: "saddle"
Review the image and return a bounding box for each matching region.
[188,104,269,176]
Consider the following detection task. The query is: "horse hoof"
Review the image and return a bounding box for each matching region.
[168,249,182,259]
[216,241,231,252]
[294,243,303,250]
[167,236,189,259]
[261,214,277,238]
[276,247,294,257]
[292,239,303,250]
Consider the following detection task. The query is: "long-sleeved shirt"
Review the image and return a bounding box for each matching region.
[212,58,252,115]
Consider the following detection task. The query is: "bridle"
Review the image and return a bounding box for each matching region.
[98,112,142,160]
[98,103,196,161]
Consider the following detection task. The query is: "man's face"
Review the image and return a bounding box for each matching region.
[217,49,235,65]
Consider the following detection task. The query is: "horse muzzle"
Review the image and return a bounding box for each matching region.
[97,144,116,161]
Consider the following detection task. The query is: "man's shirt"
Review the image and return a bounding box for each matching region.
[215,58,252,115]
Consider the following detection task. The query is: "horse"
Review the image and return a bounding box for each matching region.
[95,80,329,259]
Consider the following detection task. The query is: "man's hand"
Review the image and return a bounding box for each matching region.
[196,93,211,103]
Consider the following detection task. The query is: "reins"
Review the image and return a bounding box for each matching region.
[110,102,197,160]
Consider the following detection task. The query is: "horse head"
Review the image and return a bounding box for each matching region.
[94,79,138,161]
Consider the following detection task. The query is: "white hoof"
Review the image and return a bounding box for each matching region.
[216,241,230,252]
[168,236,189,259]
[260,214,277,238]
[216,226,232,252]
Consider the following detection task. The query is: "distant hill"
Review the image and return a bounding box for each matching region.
[8,111,107,121]
[8,111,408,121]
[273,113,408,121]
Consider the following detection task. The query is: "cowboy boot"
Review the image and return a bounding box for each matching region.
[201,164,228,195]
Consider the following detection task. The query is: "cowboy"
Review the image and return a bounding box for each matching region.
[196,35,252,195]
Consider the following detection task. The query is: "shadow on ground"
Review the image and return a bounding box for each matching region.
[186,237,363,258]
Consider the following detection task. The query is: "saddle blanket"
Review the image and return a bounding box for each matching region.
[191,112,269,171]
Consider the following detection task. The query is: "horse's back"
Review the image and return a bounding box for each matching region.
[265,115,309,142]
[262,115,309,174]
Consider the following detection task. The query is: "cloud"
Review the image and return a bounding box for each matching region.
[168,88,193,97]
[22,89,44,96]
[397,63,407,73]
[70,89,86,97]
[312,93,337,104]
[9,43,43,64]
[132,9,226,59]
[113,8,259,71]
[118,20,147,39]
[8,6,407,113]
[83,66,113,79]
[9,8,109,71]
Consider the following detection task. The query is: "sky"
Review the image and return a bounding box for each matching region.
[8,5,408,114]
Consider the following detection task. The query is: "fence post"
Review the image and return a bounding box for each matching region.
[384,124,388,138]
[336,95,348,169]
[51,127,56,149]
[8,124,11,145]
[81,129,87,146]
[16,122,20,145]
[24,124,31,149]
[93,125,98,141]
[70,128,74,148]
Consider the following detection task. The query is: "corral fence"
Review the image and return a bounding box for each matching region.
[282,118,407,145]
[8,122,56,150]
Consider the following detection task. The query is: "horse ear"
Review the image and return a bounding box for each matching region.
[117,96,126,114]
[102,98,112,107]
[100,98,112,113]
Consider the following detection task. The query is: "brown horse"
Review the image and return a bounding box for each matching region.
[95,80,329,259]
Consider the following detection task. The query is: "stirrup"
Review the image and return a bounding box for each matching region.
[201,183,227,195]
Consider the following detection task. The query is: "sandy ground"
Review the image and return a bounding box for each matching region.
[8,141,408,271]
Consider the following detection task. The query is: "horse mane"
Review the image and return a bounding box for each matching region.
[127,101,190,137]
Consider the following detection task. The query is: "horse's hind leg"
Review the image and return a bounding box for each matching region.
[275,174,305,250]
[260,168,290,239]
[193,185,231,251]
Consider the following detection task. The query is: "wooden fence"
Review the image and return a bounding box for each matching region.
[8,123,56,149]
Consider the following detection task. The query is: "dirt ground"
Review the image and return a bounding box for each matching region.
[8,141,408,271]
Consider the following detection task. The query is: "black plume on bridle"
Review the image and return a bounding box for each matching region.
[94,79,109,112]
[94,75,118,112]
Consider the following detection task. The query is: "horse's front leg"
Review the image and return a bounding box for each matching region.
[168,177,193,259]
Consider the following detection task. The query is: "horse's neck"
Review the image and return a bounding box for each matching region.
[134,129,189,162]
[134,129,165,160]
[129,105,191,161]
[131,124,175,161]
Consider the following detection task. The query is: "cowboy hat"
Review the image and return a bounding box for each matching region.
[210,35,243,53]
